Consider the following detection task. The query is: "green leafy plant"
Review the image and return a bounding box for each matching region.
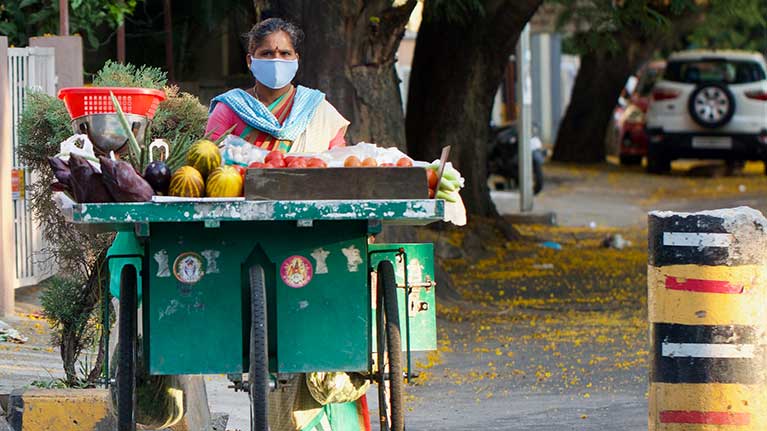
[93,60,167,89]
[40,276,106,386]
[92,61,208,170]
[17,61,208,388]
[150,87,209,171]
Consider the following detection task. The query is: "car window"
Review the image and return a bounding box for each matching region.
[663,59,766,84]
[636,68,663,96]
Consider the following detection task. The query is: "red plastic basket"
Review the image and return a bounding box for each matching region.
[58,87,167,120]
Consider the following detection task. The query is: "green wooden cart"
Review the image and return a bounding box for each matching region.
[64,199,443,431]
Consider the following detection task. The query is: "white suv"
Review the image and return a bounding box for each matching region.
[645,50,767,173]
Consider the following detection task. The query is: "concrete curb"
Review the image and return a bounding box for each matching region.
[8,388,115,431]
[5,378,213,431]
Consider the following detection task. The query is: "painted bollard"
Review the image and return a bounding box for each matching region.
[648,207,767,430]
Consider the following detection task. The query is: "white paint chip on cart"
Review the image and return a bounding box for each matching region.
[154,250,171,277]
[662,342,755,359]
[311,248,330,274]
[663,232,732,247]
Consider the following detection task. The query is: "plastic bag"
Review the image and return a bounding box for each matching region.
[322,142,411,167]
[220,134,269,166]
[57,134,100,171]
[52,191,76,210]
[306,371,370,405]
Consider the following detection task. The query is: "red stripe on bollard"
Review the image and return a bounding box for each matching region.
[665,276,744,294]
[660,411,751,425]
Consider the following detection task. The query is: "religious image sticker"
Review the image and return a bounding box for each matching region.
[173,252,205,284]
[280,255,313,288]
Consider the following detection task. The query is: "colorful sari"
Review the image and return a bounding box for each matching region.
[207,86,349,154]
[208,85,327,154]
[240,86,296,152]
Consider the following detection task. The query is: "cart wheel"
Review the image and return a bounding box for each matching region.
[376,260,404,431]
[117,265,137,431]
[249,265,269,431]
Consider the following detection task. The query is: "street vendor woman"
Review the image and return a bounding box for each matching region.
[205,18,371,431]
[205,18,349,153]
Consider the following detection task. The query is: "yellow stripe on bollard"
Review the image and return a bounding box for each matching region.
[648,264,766,326]
[648,208,767,431]
[649,383,767,430]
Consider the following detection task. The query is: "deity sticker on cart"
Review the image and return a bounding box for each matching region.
[280,255,313,288]
[173,252,205,284]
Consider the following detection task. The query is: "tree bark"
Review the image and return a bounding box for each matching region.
[552,11,705,164]
[406,0,542,216]
[256,0,417,151]
[552,40,647,163]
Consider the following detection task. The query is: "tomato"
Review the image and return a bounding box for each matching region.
[232,165,247,179]
[396,157,413,167]
[288,158,308,168]
[284,156,297,165]
[265,150,284,164]
[428,188,435,198]
[426,169,438,189]
[248,162,266,169]
[361,157,378,167]
[344,156,362,167]
[380,163,395,167]
[265,160,285,168]
[307,158,327,168]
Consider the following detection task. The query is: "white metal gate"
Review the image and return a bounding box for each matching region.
[7,47,57,287]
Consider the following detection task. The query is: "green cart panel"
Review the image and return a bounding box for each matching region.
[145,220,370,375]
[369,243,436,352]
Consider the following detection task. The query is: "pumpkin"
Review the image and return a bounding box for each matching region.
[206,165,244,197]
[186,139,221,177]
[169,166,205,197]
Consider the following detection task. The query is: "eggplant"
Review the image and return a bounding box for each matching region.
[68,154,114,203]
[99,156,154,202]
[143,161,171,195]
[47,157,71,187]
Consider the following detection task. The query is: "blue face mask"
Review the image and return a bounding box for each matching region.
[249,57,299,90]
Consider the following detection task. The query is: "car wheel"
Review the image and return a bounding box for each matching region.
[646,144,671,174]
[688,84,736,129]
[619,154,642,166]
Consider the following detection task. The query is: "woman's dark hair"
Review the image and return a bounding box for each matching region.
[247,18,304,53]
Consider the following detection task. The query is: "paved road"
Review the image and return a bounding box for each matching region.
[494,161,767,227]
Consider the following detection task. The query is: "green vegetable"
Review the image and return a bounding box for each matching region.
[110,91,143,170]
[213,125,238,146]
[436,189,459,203]
[438,178,458,193]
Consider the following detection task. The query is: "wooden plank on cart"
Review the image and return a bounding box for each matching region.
[245,168,428,200]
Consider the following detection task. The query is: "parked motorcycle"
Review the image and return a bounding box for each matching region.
[487,124,545,194]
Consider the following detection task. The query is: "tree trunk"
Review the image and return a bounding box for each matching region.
[256,0,417,151]
[552,43,644,163]
[552,11,704,164]
[406,0,542,216]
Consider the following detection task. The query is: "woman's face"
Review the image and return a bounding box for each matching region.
[248,30,298,63]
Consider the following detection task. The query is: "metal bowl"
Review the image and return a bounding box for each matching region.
[70,113,150,156]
